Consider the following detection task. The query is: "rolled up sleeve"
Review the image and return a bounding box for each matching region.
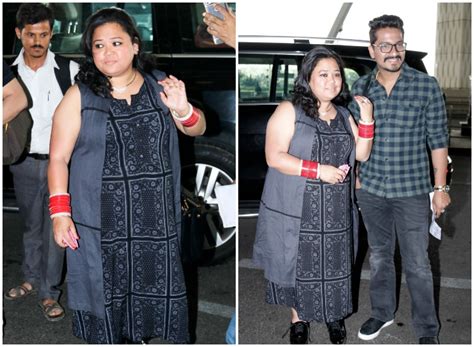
[426,77,449,150]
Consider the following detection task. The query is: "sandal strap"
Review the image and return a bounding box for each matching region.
[9,284,32,297]
[42,301,64,316]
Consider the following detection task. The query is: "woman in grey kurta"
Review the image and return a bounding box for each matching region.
[47,8,206,344]
[253,46,374,344]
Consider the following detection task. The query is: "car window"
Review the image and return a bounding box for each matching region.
[192,3,236,51]
[48,3,153,54]
[26,3,236,55]
[275,58,298,102]
[239,56,273,102]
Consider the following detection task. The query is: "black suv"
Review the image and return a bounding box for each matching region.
[3,2,236,264]
[238,37,429,214]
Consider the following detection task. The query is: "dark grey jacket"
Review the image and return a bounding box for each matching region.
[252,104,358,287]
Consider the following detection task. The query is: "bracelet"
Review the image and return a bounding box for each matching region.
[49,193,72,219]
[359,118,375,125]
[300,159,320,180]
[358,121,375,139]
[171,103,201,127]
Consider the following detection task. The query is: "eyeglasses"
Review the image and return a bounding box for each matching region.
[371,42,407,53]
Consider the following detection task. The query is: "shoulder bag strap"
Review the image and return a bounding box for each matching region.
[54,55,72,95]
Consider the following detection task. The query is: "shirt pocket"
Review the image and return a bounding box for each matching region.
[392,99,423,128]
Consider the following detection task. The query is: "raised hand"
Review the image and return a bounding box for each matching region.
[353,95,374,123]
[158,75,190,116]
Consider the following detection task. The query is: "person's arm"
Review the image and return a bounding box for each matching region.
[431,148,450,217]
[158,75,206,137]
[425,77,450,218]
[349,95,374,162]
[48,84,82,250]
[3,77,28,123]
[265,101,345,184]
[265,101,300,175]
[202,4,236,49]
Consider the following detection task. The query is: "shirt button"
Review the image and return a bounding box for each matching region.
[384,138,389,142]
[385,158,389,161]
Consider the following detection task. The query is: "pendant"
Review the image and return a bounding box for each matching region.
[113,86,127,93]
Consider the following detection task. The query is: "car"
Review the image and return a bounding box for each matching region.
[238,36,446,215]
[3,2,236,264]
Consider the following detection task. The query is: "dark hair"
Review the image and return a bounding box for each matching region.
[292,46,350,119]
[75,7,156,97]
[369,15,404,44]
[16,3,54,31]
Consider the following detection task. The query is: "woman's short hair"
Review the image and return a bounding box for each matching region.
[292,46,350,119]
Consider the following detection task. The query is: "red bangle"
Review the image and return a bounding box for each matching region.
[358,122,375,139]
[49,193,71,219]
[181,107,200,127]
[300,160,319,179]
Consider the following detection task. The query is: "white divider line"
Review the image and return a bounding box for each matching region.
[198,300,234,319]
[239,258,471,290]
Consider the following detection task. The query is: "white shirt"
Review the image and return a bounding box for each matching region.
[12,49,79,154]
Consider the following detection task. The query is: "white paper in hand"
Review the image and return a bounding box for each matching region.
[429,192,442,240]
[215,184,237,228]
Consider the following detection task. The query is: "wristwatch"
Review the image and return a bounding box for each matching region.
[433,185,450,193]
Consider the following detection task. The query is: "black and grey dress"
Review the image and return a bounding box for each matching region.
[70,77,188,343]
[265,110,354,323]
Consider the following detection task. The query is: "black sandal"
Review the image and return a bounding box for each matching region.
[282,321,311,344]
[326,319,346,344]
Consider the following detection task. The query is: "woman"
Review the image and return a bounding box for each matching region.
[252,46,374,344]
[48,8,206,344]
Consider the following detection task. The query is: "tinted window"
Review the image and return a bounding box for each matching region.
[275,58,298,101]
[11,3,236,55]
[48,3,153,54]
[239,56,273,102]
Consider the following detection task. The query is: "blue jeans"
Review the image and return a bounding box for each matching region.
[356,189,439,338]
[226,312,236,344]
[10,157,65,300]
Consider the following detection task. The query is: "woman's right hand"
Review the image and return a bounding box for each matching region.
[52,216,79,250]
[319,164,346,184]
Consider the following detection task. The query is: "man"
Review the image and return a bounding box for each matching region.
[3,60,29,123]
[348,15,450,344]
[4,3,79,322]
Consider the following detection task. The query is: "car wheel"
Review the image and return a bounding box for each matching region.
[181,139,235,264]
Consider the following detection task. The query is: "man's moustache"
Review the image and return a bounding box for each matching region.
[31,45,44,49]
[384,56,401,62]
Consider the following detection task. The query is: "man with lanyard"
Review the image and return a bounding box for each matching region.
[348,15,450,344]
[4,3,79,322]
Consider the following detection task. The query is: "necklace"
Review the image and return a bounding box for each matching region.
[319,104,334,116]
[111,70,137,93]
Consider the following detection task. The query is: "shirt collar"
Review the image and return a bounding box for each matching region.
[11,48,58,70]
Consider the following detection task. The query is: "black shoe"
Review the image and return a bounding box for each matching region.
[326,319,346,344]
[358,317,394,340]
[282,321,310,344]
[419,336,439,344]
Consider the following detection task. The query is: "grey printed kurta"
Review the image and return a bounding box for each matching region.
[68,72,187,343]
[254,104,358,323]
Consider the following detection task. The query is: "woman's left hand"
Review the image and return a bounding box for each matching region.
[158,75,190,116]
[353,95,374,123]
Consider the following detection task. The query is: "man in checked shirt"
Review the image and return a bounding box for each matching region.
[348,15,451,345]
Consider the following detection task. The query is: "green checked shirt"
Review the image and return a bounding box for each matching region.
[348,63,448,198]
